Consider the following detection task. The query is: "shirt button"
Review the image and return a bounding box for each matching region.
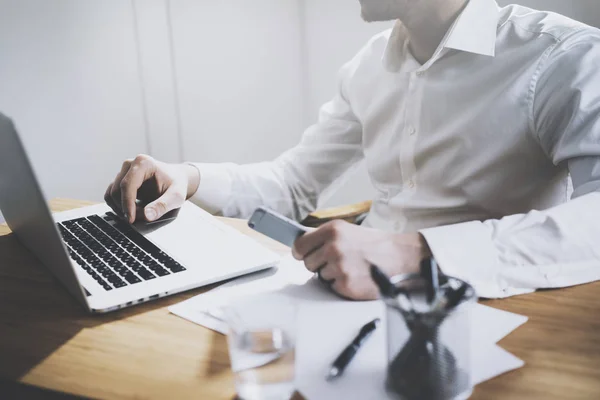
[416,71,424,76]
[409,127,416,136]
[408,180,415,188]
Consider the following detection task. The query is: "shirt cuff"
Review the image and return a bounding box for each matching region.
[419,221,514,299]
[188,163,233,215]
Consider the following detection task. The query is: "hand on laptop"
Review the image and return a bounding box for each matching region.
[292,220,431,300]
[104,155,200,224]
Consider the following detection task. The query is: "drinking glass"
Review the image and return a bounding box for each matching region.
[224,294,297,400]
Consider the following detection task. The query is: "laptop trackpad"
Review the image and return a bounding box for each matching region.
[132,203,276,276]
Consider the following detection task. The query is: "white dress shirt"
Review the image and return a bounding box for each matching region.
[191,0,600,298]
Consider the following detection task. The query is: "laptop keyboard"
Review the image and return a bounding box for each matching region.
[57,213,186,291]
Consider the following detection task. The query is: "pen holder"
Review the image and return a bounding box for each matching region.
[385,274,476,400]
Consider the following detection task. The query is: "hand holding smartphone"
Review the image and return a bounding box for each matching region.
[247,206,307,247]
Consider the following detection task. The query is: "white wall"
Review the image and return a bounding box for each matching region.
[169,0,304,165]
[0,0,149,202]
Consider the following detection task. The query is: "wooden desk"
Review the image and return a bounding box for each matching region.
[1,199,599,399]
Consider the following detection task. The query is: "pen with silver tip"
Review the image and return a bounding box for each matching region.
[326,318,381,381]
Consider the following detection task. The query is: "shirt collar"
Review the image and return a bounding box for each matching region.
[383,0,500,71]
[443,0,500,57]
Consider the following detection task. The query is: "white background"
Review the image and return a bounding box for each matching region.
[0,0,598,224]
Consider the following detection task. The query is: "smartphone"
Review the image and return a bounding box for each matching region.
[248,206,307,247]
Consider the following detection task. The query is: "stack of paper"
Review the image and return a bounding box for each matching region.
[169,256,528,399]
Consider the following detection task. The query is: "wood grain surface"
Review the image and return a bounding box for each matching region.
[0,199,599,399]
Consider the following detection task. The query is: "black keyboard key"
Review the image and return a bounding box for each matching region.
[109,262,127,274]
[88,258,121,284]
[93,263,110,276]
[114,248,126,258]
[58,225,77,242]
[99,266,116,279]
[93,273,112,290]
[107,276,126,288]
[123,272,141,284]
[112,280,127,288]
[165,260,186,273]
[155,268,170,277]
[137,268,156,280]
[130,248,144,259]
[67,251,112,291]
[147,262,170,277]
[62,218,86,229]
[79,249,99,263]
[127,260,155,280]
[58,225,68,238]
[107,259,122,269]
[104,212,118,221]
[113,221,162,253]
[89,216,121,236]
[78,247,94,259]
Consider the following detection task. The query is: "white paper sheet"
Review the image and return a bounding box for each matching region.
[470,303,528,344]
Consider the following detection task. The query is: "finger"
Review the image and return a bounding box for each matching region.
[318,264,338,281]
[144,186,185,222]
[109,160,133,215]
[104,183,112,204]
[104,183,121,216]
[292,223,337,260]
[331,277,379,301]
[331,278,354,300]
[104,183,114,208]
[134,203,145,222]
[120,156,156,223]
[302,244,327,272]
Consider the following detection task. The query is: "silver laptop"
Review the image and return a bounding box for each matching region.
[0,113,279,313]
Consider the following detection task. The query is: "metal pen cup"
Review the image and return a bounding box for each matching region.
[385,274,476,400]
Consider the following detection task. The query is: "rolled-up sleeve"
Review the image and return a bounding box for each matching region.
[421,193,600,298]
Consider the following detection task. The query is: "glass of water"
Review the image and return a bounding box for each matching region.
[224,293,297,400]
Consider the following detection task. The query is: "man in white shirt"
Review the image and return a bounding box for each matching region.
[105,0,600,300]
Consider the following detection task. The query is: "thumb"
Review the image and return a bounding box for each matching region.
[144,187,185,222]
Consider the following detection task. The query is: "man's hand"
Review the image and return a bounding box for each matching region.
[292,220,431,300]
[104,155,200,224]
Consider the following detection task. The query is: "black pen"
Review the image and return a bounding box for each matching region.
[420,258,439,304]
[326,318,380,381]
[445,282,468,310]
[370,265,396,298]
[370,265,414,315]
